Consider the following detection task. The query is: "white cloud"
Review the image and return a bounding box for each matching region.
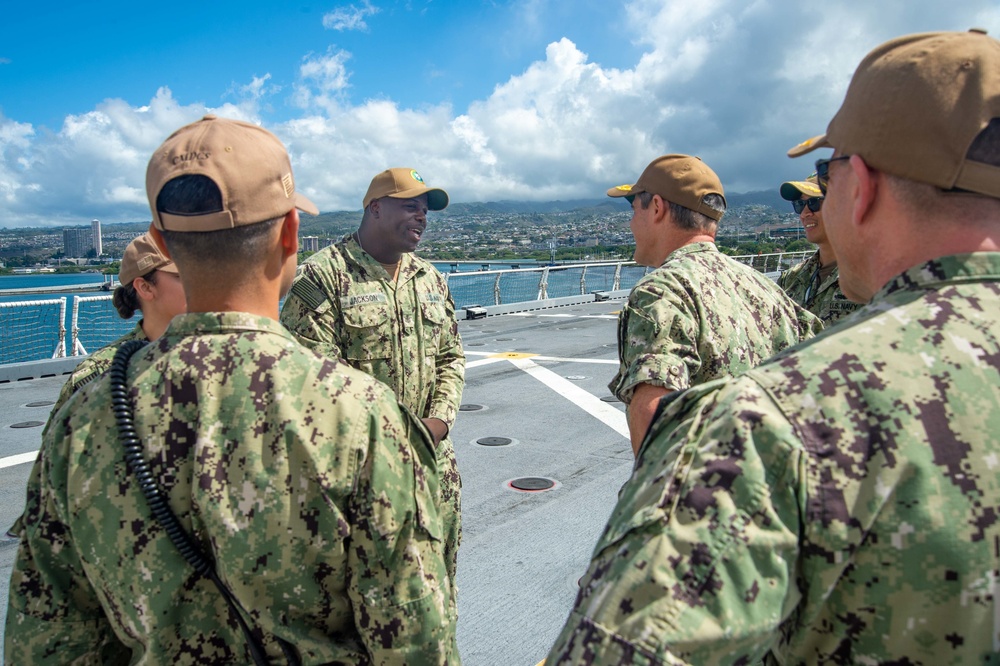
[322,1,380,32]
[3,0,1000,227]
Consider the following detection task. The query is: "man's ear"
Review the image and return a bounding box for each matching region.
[148,224,172,259]
[651,194,669,224]
[280,209,300,259]
[849,155,878,229]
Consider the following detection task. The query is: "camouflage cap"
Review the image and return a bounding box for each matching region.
[146,115,319,232]
[607,154,727,221]
[780,174,822,200]
[119,232,177,285]
[363,168,449,211]
[788,29,1000,198]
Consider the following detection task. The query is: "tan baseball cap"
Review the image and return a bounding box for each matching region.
[606,154,726,221]
[146,115,319,232]
[119,232,177,285]
[362,168,449,211]
[780,174,822,201]
[788,29,1000,198]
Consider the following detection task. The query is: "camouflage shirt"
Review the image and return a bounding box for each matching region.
[53,321,148,415]
[280,234,465,606]
[610,242,823,403]
[777,250,861,325]
[547,253,1000,665]
[5,312,458,665]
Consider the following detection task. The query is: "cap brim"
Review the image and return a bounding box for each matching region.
[780,181,823,200]
[607,184,636,198]
[390,187,449,211]
[295,192,320,216]
[787,133,830,158]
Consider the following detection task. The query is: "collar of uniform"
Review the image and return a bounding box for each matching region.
[161,311,296,339]
[874,252,1000,302]
[343,233,420,279]
[662,241,717,265]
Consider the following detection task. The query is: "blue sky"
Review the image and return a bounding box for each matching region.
[2,0,999,228]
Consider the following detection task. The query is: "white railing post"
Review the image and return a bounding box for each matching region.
[538,267,550,300]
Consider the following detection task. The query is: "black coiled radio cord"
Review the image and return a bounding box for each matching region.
[109,339,299,666]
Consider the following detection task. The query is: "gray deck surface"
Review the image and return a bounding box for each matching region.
[0,299,634,665]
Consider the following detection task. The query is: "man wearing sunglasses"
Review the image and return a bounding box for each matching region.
[547,29,1000,664]
[776,175,860,324]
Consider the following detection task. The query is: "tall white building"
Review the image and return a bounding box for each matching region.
[91,219,103,257]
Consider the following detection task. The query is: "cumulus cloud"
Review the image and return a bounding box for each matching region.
[2,0,999,227]
[322,1,380,32]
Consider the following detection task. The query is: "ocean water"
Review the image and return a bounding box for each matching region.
[0,263,639,366]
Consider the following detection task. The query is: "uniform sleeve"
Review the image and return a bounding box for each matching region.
[4,408,128,664]
[611,281,700,403]
[280,263,346,361]
[346,392,458,664]
[426,285,465,429]
[546,378,807,665]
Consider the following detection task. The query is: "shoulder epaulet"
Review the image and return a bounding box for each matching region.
[290,275,330,311]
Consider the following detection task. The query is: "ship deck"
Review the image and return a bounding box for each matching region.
[0,297,633,665]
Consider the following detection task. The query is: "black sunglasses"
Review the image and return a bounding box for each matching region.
[792,197,823,214]
[815,155,851,195]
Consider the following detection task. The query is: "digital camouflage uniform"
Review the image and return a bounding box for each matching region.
[548,253,1000,664]
[52,321,148,415]
[280,234,465,611]
[778,250,861,325]
[5,312,458,665]
[610,242,823,403]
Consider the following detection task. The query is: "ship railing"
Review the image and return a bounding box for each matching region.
[0,251,813,376]
[444,251,812,311]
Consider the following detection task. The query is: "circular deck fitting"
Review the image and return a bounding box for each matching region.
[600,395,620,403]
[508,476,558,492]
[565,375,587,381]
[10,421,45,429]
[467,342,486,347]
[495,337,514,341]
[26,401,54,407]
[460,404,485,412]
[556,326,577,331]
[477,437,512,447]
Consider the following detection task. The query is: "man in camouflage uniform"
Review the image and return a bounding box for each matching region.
[280,167,465,612]
[6,116,458,664]
[547,29,1000,664]
[777,174,860,324]
[607,154,822,454]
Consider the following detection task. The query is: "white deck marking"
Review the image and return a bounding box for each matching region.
[508,357,628,439]
[0,451,39,469]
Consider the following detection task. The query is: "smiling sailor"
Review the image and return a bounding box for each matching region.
[281,167,466,620]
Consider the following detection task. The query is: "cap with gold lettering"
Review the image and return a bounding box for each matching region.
[146,115,319,232]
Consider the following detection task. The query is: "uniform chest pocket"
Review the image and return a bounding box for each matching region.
[418,298,448,355]
[341,298,392,361]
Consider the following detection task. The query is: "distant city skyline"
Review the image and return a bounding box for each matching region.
[2,1,999,229]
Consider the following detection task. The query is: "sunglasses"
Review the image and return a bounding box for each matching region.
[815,155,851,195]
[792,197,823,214]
